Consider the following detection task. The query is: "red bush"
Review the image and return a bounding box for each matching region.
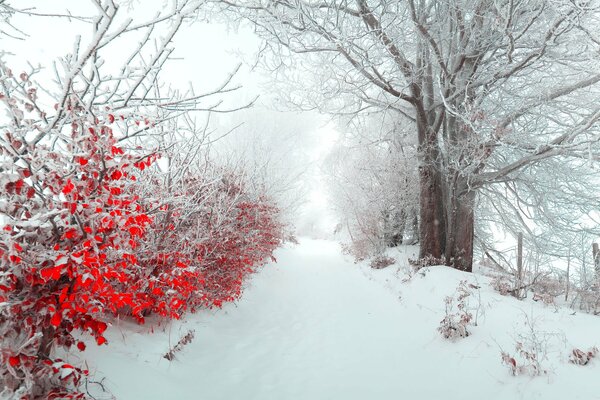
[1,84,283,398]
[0,100,166,396]
[140,174,282,313]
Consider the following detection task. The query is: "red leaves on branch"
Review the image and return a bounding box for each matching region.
[1,107,165,396]
[1,101,282,398]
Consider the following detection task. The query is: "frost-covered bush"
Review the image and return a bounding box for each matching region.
[438,281,474,340]
[501,341,548,377]
[569,347,598,366]
[572,286,600,315]
[409,255,447,270]
[0,92,282,397]
[0,87,164,397]
[0,55,282,400]
[370,255,396,269]
[490,276,512,296]
[500,314,558,377]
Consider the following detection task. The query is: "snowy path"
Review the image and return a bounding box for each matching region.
[84,239,600,400]
[189,239,413,400]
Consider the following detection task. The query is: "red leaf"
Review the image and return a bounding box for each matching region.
[77,341,86,351]
[96,336,107,346]
[50,312,62,328]
[40,268,54,279]
[111,146,124,155]
[78,157,88,166]
[128,226,142,237]
[8,356,19,367]
[64,229,78,240]
[110,170,123,181]
[59,286,69,303]
[96,321,107,334]
[62,180,75,195]
[108,114,115,124]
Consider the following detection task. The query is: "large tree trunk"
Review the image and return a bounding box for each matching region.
[415,105,476,271]
[417,111,446,260]
[445,187,475,272]
[418,164,445,259]
[415,43,446,262]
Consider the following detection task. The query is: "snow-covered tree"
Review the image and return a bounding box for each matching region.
[221,0,600,271]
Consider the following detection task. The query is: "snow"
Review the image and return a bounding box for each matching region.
[69,238,600,400]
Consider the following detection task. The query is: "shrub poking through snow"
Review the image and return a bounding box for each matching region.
[491,276,512,296]
[370,255,396,269]
[532,292,556,306]
[164,330,196,361]
[438,280,474,340]
[500,314,558,377]
[409,255,447,270]
[501,341,547,376]
[573,287,600,315]
[569,347,598,366]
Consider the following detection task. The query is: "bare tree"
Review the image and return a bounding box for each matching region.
[220,0,600,271]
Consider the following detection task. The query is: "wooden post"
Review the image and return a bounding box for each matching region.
[516,233,523,298]
[565,249,570,302]
[593,243,600,280]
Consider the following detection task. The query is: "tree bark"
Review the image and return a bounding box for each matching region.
[418,164,446,259]
[415,42,446,263]
[447,190,475,272]
[417,111,446,260]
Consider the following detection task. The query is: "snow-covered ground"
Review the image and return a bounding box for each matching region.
[70,238,600,400]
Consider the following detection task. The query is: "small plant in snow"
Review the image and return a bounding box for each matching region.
[163,330,195,361]
[438,280,474,340]
[572,286,600,315]
[370,255,396,269]
[501,341,547,376]
[532,292,556,306]
[409,255,447,270]
[500,313,561,377]
[490,276,512,296]
[569,347,598,366]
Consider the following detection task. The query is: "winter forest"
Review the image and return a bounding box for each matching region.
[1,0,600,399]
